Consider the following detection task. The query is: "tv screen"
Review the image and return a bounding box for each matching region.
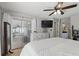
[41,20,53,28]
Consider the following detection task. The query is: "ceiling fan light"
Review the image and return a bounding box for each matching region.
[57,10,61,14]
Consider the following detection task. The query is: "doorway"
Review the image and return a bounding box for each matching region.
[2,22,11,55]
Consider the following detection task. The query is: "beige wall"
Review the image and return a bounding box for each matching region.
[71,15,79,30]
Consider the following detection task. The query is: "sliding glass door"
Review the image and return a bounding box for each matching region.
[12,20,31,49]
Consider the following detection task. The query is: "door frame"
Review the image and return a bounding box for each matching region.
[2,22,11,56]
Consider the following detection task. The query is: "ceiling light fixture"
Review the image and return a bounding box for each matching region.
[57,10,61,14]
[54,10,61,15]
[43,2,77,16]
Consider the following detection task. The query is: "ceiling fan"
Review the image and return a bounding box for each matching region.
[43,2,77,16]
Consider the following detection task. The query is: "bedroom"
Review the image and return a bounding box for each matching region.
[0,2,79,56]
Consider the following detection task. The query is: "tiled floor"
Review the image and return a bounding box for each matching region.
[6,48,22,56]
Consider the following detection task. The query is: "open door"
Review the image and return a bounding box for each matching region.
[3,22,11,55]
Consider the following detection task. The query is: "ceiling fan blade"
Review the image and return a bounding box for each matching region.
[43,9,54,11]
[49,11,55,16]
[60,10,64,15]
[62,4,77,10]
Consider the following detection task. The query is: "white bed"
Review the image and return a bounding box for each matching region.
[20,37,79,56]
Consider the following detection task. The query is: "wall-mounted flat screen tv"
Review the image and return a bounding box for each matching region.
[41,20,53,28]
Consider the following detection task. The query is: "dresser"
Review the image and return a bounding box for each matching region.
[30,32,49,41]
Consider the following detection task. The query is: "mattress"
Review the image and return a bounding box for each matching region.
[20,37,79,56]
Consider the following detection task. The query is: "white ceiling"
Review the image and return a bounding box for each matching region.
[0,2,79,19]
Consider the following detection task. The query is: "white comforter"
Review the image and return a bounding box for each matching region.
[20,38,79,56]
